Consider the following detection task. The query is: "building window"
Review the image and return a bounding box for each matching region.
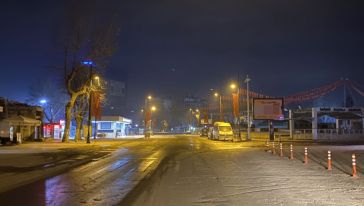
[100,122,112,130]
[116,123,122,129]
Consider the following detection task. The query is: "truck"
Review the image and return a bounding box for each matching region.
[212,122,234,141]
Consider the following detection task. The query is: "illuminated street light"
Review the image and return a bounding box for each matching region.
[196,109,199,113]
[82,59,94,144]
[214,92,223,121]
[93,75,100,86]
[245,75,252,141]
[39,99,47,105]
[82,60,93,65]
[230,81,240,140]
[151,106,156,112]
[144,95,153,138]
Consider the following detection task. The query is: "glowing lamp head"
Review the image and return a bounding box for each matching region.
[151,106,156,111]
[82,60,93,65]
[230,83,237,89]
[39,99,47,104]
[214,92,219,97]
[147,95,152,100]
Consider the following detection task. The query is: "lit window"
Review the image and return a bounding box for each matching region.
[116,123,122,129]
[100,122,112,130]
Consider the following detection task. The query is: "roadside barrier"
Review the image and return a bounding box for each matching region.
[304,147,308,164]
[327,150,332,171]
[290,144,294,160]
[267,146,359,178]
[265,140,269,152]
[272,142,276,155]
[352,154,357,178]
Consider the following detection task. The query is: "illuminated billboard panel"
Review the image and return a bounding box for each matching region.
[253,98,284,120]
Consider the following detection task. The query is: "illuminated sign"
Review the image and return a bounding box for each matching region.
[253,98,284,120]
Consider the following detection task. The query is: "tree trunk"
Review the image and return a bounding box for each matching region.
[62,96,77,142]
[74,115,83,142]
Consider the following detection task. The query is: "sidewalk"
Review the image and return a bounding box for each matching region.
[127,146,364,206]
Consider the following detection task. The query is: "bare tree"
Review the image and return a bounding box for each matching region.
[60,0,118,142]
[27,78,67,123]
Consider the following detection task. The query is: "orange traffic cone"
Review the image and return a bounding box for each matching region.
[265,140,269,152]
[290,144,294,160]
[327,150,332,171]
[272,142,276,155]
[352,154,357,178]
[304,147,308,164]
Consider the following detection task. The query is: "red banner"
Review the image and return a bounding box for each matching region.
[91,92,102,119]
[145,110,151,123]
[232,93,239,118]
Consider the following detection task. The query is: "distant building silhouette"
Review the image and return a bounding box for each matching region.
[103,79,127,116]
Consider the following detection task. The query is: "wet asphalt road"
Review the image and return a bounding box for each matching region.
[0,135,222,206]
[2,136,364,206]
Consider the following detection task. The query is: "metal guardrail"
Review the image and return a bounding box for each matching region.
[250,129,364,142]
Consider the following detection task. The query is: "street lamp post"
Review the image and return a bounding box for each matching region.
[189,108,193,130]
[214,92,223,121]
[231,83,241,140]
[144,95,152,138]
[245,75,251,141]
[82,60,93,144]
[196,109,200,127]
[150,106,156,134]
[93,76,100,140]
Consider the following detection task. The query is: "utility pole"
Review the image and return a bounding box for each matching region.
[245,75,251,141]
[87,64,93,144]
[343,78,347,107]
[237,84,241,140]
[219,95,223,121]
[144,95,152,138]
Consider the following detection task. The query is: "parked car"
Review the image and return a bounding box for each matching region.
[212,122,234,141]
[200,127,209,137]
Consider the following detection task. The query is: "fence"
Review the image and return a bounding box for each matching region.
[250,129,364,142]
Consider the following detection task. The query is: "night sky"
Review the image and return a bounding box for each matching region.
[1,0,364,111]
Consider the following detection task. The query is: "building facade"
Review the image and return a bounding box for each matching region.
[94,116,132,138]
[103,79,127,116]
[0,97,43,142]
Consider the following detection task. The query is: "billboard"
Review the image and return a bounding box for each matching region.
[253,98,284,120]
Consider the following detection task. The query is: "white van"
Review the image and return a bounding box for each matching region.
[212,122,234,141]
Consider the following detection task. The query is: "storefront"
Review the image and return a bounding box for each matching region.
[43,122,62,139]
[94,116,132,138]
